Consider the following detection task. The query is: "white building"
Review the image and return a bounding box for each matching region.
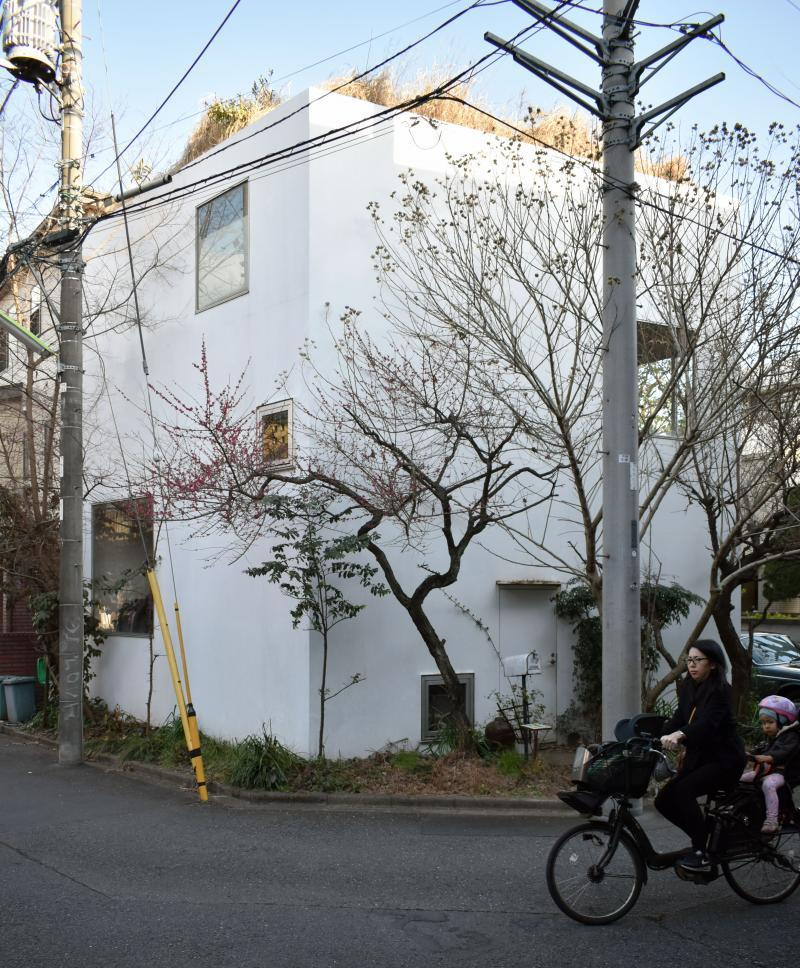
[83,88,718,757]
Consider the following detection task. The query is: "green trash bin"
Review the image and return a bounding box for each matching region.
[4,676,36,723]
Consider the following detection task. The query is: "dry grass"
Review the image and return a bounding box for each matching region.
[175,67,683,181]
[288,750,572,798]
[175,74,282,169]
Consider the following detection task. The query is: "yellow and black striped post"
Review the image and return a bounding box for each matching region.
[146,570,208,802]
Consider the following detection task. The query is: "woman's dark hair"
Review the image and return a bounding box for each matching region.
[691,638,729,691]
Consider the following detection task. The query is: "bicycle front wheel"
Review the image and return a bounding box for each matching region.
[722,826,800,904]
[546,820,645,925]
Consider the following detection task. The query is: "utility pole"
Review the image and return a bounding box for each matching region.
[487,1,724,738]
[56,0,84,765]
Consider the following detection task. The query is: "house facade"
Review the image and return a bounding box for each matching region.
[83,88,720,757]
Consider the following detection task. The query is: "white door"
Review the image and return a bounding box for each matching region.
[498,586,558,721]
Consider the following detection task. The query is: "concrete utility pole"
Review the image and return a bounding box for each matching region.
[487,0,724,738]
[57,0,84,765]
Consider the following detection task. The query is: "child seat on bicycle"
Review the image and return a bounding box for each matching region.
[742,695,800,834]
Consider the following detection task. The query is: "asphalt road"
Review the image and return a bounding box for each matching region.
[2,733,798,968]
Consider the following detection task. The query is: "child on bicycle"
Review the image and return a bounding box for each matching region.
[741,695,800,834]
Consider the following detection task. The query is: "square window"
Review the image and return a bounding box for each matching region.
[258,399,294,468]
[420,673,475,742]
[196,181,248,312]
[92,498,154,636]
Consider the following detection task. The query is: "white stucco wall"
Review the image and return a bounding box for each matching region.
[84,88,722,756]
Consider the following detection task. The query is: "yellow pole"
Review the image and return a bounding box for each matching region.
[174,603,202,777]
[147,570,208,802]
[174,604,193,705]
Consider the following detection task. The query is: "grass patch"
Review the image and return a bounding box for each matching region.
[31,708,570,796]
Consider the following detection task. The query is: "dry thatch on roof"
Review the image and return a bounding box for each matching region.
[174,68,683,181]
[174,74,282,169]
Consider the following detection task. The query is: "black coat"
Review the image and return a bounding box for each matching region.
[752,722,800,785]
[663,676,746,775]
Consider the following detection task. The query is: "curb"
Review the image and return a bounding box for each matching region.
[0,723,572,815]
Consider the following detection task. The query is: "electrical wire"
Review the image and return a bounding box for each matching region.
[91,2,575,221]
[438,94,800,266]
[162,0,497,177]
[708,35,800,113]
[89,0,245,187]
[84,0,488,193]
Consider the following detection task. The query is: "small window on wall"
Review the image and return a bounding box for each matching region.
[196,181,248,312]
[420,673,475,742]
[258,399,293,468]
[92,498,154,635]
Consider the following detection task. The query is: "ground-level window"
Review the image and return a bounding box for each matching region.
[420,673,475,742]
[196,181,248,312]
[92,498,154,635]
[257,398,293,468]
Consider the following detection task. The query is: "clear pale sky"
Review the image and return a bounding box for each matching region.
[4,1,800,197]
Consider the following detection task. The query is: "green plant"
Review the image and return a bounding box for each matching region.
[422,720,492,758]
[391,750,433,775]
[225,728,302,790]
[495,748,525,778]
[247,489,388,757]
[490,683,546,742]
[29,583,109,716]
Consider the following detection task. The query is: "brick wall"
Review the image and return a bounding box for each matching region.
[0,597,38,675]
[0,633,37,676]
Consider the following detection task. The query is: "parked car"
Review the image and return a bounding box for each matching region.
[739,632,800,702]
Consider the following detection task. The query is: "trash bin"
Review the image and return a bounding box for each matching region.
[3,676,36,723]
[0,675,10,720]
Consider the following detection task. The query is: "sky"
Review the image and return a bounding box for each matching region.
[2,0,800,214]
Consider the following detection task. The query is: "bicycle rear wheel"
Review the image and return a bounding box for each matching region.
[546,820,644,925]
[722,826,800,904]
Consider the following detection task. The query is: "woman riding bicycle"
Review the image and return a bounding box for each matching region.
[656,638,746,871]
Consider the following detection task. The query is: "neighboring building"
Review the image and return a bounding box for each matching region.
[84,88,720,756]
[0,257,59,682]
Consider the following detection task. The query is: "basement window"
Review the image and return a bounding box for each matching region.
[92,498,154,636]
[258,398,293,468]
[196,181,249,312]
[420,673,475,742]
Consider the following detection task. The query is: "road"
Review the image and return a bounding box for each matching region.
[1,733,796,967]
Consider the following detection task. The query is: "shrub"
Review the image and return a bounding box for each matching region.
[226,728,301,790]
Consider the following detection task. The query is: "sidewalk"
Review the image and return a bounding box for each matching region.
[0,723,573,816]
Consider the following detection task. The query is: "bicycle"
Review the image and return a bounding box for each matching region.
[546,723,800,925]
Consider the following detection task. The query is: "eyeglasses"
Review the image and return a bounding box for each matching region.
[686,656,709,666]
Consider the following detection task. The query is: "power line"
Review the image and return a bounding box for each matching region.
[89,0,245,186]
[439,94,800,267]
[708,35,800,113]
[174,0,495,177]
[80,0,498,187]
[90,2,575,221]
[272,0,484,84]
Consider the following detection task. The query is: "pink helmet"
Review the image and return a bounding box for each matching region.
[758,695,799,726]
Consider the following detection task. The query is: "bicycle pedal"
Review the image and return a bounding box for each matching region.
[674,863,715,885]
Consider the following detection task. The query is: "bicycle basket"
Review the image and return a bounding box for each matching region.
[584,741,656,797]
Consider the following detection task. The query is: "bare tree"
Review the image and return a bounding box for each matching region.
[364,123,800,708]
[153,314,560,746]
